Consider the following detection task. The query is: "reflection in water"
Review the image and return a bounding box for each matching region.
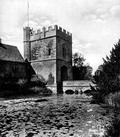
[0,94,109,137]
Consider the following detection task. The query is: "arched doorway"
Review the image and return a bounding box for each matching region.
[61,66,68,81]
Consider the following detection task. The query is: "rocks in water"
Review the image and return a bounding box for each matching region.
[69,133,74,136]
[87,109,93,112]
[56,123,63,130]
[26,132,34,137]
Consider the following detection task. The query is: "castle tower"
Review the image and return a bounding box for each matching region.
[23,25,72,93]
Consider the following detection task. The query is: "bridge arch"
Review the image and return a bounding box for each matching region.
[63,80,95,93]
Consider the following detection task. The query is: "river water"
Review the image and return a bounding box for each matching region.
[0,94,111,137]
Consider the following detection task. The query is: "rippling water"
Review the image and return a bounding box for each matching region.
[0,94,110,137]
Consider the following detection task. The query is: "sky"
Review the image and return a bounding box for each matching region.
[0,0,120,73]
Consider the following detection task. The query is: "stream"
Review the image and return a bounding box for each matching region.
[0,94,112,137]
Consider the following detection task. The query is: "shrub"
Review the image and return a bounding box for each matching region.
[105,92,120,108]
[30,75,46,87]
[0,74,50,97]
[103,92,120,137]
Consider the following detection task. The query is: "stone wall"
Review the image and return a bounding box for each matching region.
[63,80,95,92]
[31,38,56,61]
[0,60,27,80]
[30,33,57,87]
[56,36,72,83]
[31,60,56,84]
[28,25,72,42]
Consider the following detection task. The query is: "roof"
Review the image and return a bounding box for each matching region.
[0,43,24,62]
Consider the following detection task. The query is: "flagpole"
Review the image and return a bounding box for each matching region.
[27,0,29,27]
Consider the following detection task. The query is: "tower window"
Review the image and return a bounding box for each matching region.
[63,47,66,57]
[48,48,51,55]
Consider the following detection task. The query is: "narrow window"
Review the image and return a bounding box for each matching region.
[48,48,51,55]
[63,47,66,57]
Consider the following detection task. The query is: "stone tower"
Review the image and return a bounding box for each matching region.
[23,25,72,93]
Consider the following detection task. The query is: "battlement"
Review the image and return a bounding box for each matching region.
[29,25,72,36]
[24,25,72,42]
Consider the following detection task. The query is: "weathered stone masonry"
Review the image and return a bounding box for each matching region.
[23,25,73,93]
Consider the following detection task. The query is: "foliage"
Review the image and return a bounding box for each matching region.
[30,74,46,87]
[0,74,52,97]
[105,92,120,108]
[103,92,120,137]
[91,40,120,136]
[104,117,120,137]
[72,53,93,80]
[84,64,93,80]
[92,40,120,97]
[72,53,85,67]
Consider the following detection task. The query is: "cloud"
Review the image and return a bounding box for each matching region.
[110,5,120,18]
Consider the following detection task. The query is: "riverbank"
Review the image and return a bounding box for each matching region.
[0,94,112,137]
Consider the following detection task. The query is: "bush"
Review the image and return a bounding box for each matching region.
[105,92,120,108]
[30,75,46,87]
[104,118,120,137]
[102,92,120,137]
[0,74,51,98]
[28,75,52,96]
[29,87,52,96]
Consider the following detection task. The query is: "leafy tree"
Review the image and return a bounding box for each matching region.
[72,53,85,67]
[72,53,93,80]
[84,64,93,80]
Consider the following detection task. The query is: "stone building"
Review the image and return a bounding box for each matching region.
[0,42,27,81]
[23,25,73,93]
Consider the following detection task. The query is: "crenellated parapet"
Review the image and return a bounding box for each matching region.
[56,25,72,42]
[24,25,72,42]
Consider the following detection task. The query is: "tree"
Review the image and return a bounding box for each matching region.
[72,53,85,67]
[72,53,93,80]
[84,64,93,80]
[93,39,120,96]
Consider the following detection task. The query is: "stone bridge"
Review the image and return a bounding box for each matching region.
[63,80,95,93]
